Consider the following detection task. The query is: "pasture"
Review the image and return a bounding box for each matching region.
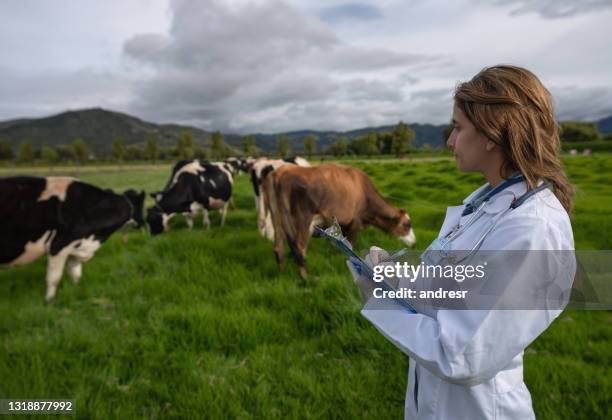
[1,156,611,419]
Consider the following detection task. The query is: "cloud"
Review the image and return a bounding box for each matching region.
[319,3,383,23]
[487,0,612,19]
[0,67,132,120]
[552,85,612,122]
[124,0,441,133]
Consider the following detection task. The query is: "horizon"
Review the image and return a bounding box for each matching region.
[2,106,609,139]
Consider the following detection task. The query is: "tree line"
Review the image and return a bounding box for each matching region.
[1,120,608,164]
[0,131,234,165]
[273,121,417,158]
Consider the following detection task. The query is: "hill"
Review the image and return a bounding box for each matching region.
[597,115,612,134]
[0,108,242,154]
[0,108,448,154]
[6,107,609,154]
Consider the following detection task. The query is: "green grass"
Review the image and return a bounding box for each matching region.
[0,156,611,419]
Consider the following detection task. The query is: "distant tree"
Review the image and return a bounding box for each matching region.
[329,136,348,157]
[41,146,58,169]
[391,121,415,157]
[111,138,125,166]
[72,138,88,164]
[0,140,14,160]
[303,135,318,158]
[145,134,160,163]
[349,135,367,156]
[376,131,393,154]
[177,132,194,160]
[193,145,206,159]
[366,132,379,157]
[242,135,257,156]
[350,134,379,156]
[211,131,226,159]
[277,135,291,158]
[125,145,144,161]
[17,142,34,163]
[55,144,76,162]
[159,146,175,160]
[604,132,612,141]
[560,121,600,142]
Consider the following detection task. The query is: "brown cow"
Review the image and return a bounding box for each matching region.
[263,163,416,279]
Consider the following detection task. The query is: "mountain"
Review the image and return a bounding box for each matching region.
[597,115,612,134]
[0,107,447,154]
[0,108,236,154]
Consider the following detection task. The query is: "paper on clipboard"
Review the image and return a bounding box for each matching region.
[315,218,417,313]
[314,219,373,278]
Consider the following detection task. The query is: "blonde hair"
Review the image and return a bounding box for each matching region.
[454,65,574,213]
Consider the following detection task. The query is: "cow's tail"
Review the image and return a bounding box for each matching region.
[276,174,306,267]
[264,171,298,255]
[262,173,283,240]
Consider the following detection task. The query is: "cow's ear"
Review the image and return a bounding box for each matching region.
[399,209,407,216]
[139,190,145,199]
[149,193,157,198]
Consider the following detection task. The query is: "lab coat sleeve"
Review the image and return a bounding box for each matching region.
[361,216,574,386]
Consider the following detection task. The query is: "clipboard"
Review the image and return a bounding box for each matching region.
[315,218,417,313]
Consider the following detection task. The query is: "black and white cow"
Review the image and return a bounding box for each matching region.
[0,176,145,300]
[249,157,310,240]
[146,160,232,235]
[150,159,236,230]
[224,157,254,174]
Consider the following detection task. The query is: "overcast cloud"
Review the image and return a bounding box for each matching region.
[0,0,610,133]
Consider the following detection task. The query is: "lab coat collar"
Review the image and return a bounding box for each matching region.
[462,180,528,215]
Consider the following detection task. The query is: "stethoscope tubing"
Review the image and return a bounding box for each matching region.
[429,182,552,263]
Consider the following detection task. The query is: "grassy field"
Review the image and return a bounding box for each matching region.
[0,156,610,419]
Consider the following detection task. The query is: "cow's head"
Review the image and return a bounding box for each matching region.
[146,205,167,236]
[123,189,146,228]
[390,209,416,247]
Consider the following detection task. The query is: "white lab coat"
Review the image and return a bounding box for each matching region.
[361,180,575,419]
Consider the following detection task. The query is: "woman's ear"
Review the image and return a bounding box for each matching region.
[485,140,497,151]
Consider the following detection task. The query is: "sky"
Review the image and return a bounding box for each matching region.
[0,0,611,134]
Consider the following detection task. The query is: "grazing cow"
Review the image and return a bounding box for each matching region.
[224,157,253,174]
[263,164,416,279]
[147,160,232,234]
[151,159,235,230]
[249,156,310,240]
[0,176,145,300]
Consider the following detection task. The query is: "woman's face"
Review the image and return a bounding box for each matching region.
[447,101,491,173]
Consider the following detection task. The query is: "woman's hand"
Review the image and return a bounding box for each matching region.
[346,246,391,303]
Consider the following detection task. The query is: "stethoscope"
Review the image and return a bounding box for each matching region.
[422,177,552,265]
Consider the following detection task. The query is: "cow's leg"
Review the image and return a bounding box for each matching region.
[203,209,211,230]
[66,256,83,284]
[273,233,285,272]
[345,221,362,247]
[184,212,194,230]
[219,202,229,227]
[45,251,70,301]
[292,215,313,280]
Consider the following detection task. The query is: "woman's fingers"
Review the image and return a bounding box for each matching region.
[365,246,391,267]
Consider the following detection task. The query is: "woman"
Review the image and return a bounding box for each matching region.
[348,65,575,419]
